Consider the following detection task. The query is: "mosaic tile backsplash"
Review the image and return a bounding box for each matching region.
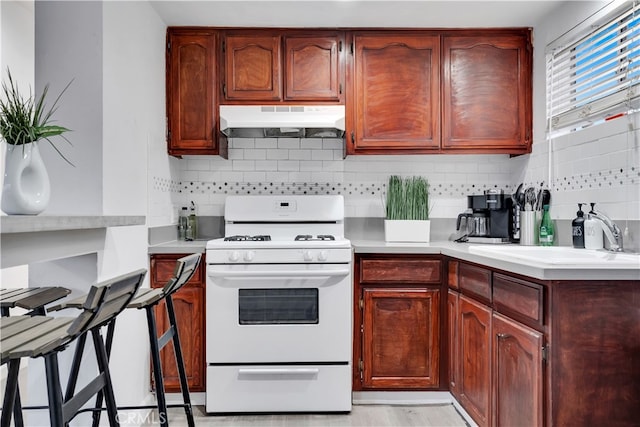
[149,115,639,226]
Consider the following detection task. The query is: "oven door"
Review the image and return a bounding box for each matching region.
[206,262,352,364]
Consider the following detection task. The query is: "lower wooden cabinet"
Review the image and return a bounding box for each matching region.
[354,254,444,390]
[492,312,543,427]
[150,253,206,392]
[458,294,492,427]
[361,287,440,388]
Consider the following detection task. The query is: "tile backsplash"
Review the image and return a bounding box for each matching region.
[149,113,639,228]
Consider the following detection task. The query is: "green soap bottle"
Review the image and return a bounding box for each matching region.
[538,204,554,246]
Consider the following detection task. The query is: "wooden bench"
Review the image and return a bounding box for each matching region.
[0,269,146,427]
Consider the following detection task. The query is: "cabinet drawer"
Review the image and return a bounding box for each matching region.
[360,258,441,284]
[492,273,543,326]
[448,260,459,290]
[150,254,204,287]
[459,263,491,302]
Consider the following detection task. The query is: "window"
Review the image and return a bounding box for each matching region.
[547,2,640,133]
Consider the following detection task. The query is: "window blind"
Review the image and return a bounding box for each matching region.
[547,2,640,132]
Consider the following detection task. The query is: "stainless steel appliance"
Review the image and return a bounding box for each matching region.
[205,195,352,414]
[456,190,514,243]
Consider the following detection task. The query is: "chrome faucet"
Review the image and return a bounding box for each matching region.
[589,209,624,252]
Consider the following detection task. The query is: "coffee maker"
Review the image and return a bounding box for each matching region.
[456,190,514,243]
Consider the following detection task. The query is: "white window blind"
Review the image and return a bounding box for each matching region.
[547,2,640,132]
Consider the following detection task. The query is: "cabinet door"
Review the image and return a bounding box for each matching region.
[361,287,440,389]
[224,34,282,101]
[492,313,543,427]
[442,33,532,153]
[447,290,460,398]
[349,33,440,154]
[284,34,343,101]
[167,31,221,156]
[153,286,205,392]
[459,295,492,427]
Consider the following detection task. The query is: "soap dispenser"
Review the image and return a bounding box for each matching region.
[572,203,585,248]
[584,202,604,250]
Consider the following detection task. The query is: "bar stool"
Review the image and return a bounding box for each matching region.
[0,286,71,427]
[0,269,146,427]
[52,253,201,427]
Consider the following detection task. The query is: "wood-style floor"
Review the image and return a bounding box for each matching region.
[159,404,469,426]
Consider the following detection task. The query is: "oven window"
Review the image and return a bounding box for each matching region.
[238,288,319,325]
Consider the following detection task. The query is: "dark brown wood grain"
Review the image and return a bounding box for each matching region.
[361,287,440,389]
[284,34,344,101]
[223,32,282,101]
[492,312,543,427]
[348,32,441,154]
[492,273,543,328]
[360,257,442,284]
[459,262,492,303]
[550,281,640,426]
[442,32,531,154]
[448,260,459,290]
[166,29,223,156]
[447,290,460,398]
[458,294,492,427]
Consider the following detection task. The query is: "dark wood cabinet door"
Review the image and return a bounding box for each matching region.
[224,34,282,101]
[153,286,205,392]
[492,313,543,427]
[150,254,205,392]
[349,33,440,154]
[447,290,460,398]
[459,295,492,427]
[361,287,440,389]
[167,30,221,156]
[442,33,532,153]
[284,34,343,101]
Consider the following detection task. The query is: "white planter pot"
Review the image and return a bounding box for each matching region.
[1,143,51,215]
[384,219,431,242]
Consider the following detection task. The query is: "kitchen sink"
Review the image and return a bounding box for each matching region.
[468,245,640,267]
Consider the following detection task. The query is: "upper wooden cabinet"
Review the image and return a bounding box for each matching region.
[347,32,441,154]
[442,32,532,154]
[222,31,345,103]
[166,29,227,157]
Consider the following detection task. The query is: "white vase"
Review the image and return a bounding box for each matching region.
[384,219,431,242]
[1,143,51,215]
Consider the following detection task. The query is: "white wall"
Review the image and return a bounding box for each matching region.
[521,0,639,228]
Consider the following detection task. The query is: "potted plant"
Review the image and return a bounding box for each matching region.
[384,175,431,242]
[0,69,72,215]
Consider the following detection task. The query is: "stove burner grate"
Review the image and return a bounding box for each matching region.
[294,234,336,241]
[224,235,272,242]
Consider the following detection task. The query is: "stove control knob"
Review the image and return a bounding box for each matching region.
[303,250,314,261]
[229,251,240,262]
[243,251,255,262]
[318,250,329,261]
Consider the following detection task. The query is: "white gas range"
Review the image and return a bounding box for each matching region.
[205,195,353,414]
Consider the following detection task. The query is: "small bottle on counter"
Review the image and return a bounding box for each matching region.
[538,204,554,246]
[572,203,585,248]
[178,207,188,240]
[584,202,604,250]
[188,201,197,240]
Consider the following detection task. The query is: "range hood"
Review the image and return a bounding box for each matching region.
[219,105,345,138]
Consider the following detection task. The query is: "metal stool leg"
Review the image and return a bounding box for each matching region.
[1,359,21,427]
[43,354,65,427]
[146,306,169,427]
[91,321,116,427]
[166,296,195,427]
[92,328,120,427]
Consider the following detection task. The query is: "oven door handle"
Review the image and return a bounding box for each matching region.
[238,368,319,376]
[207,268,350,278]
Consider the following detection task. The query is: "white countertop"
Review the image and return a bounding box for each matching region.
[351,240,640,281]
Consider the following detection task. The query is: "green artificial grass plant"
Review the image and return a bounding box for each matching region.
[385,175,430,220]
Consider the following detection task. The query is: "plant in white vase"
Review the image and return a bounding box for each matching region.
[0,69,72,215]
[384,175,431,242]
